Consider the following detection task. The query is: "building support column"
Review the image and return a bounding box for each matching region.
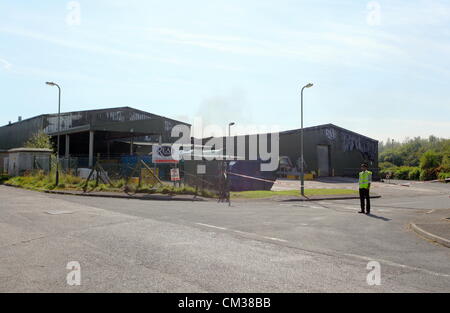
[107,141,110,159]
[65,135,70,158]
[130,137,134,156]
[89,131,94,168]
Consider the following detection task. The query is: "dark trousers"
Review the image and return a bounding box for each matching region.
[359,188,370,213]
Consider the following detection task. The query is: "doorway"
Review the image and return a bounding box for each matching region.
[317,145,330,176]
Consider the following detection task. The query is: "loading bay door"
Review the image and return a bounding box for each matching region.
[317,145,330,176]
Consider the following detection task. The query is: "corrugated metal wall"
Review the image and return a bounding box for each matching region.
[0,116,44,150]
[203,124,379,179]
[0,107,190,150]
[279,125,378,178]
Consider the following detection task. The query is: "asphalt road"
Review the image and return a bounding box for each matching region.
[0,181,449,292]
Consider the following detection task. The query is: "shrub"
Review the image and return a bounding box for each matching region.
[440,154,450,172]
[437,172,450,181]
[408,167,421,180]
[420,168,437,181]
[393,166,411,180]
[24,131,54,150]
[380,167,397,179]
[419,151,442,170]
[379,161,396,169]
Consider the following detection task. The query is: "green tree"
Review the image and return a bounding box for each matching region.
[419,151,442,180]
[379,136,450,180]
[24,131,54,150]
[419,151,442,169]
[441,154,450,172]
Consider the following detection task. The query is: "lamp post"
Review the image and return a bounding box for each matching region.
[228,122,235,137]
[45,82,61,186]
[300,83,313,196]
[227,122,235,162]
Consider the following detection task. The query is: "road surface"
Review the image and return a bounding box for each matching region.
[0,182,449,292]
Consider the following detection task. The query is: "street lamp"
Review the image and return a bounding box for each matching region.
[46,81,61,186]
[300,82,313,196]
[228,122,235,137]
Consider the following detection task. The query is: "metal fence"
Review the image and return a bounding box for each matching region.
[33,155,227,199]
[26,155,276,203]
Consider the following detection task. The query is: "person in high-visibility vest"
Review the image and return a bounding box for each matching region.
[358,163,372,214]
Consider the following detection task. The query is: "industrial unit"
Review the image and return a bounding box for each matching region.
[278,124,378,178]
[0,107,190,167]
[205,123,379,179]
[0,107,378,179]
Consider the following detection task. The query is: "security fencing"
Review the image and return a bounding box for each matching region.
[27,155,228,199]
[25,155,276,204]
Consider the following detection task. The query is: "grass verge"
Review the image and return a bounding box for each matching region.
[3,172,216,198]
[4,173,358,200]
[231,189,357,199]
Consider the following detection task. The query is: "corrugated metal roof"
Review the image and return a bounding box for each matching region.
[280,123,378,143]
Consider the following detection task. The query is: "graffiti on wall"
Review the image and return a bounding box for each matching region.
[43,109,154,133]
[342,132,377,161]
[324,128,337,141]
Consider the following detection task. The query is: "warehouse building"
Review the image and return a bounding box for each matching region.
[0,107,378,179]
[0,107,190,167]
[278,124,378,178]
[202,123,378,179]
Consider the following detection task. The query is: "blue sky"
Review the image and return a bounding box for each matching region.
[0,0,449,142]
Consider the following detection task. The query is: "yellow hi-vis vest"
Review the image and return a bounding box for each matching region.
[359,170,372,189]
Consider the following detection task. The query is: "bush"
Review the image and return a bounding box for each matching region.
[24,131,54,150]
[440,154,450,172]
[380,166,397,179]
[379,151,403,166]
[438,172,450,181]
[393,166,411,180]
[390,166,421,180]
[408,167,421,180]
[420,169,437,181]
[379,161,396,169]
[420,151,442,170]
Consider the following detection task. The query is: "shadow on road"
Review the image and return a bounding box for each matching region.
[366,213,391,221]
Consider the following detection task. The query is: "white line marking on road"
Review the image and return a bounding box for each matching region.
[195,223,228,230]
[195,223,447,277]
[233,230,288,243]
[262,236,288,242]
[196,223,289,243]
[344,253,450,278]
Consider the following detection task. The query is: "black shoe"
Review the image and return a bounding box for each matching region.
[366,211,370,215]
[358,211,365,214]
